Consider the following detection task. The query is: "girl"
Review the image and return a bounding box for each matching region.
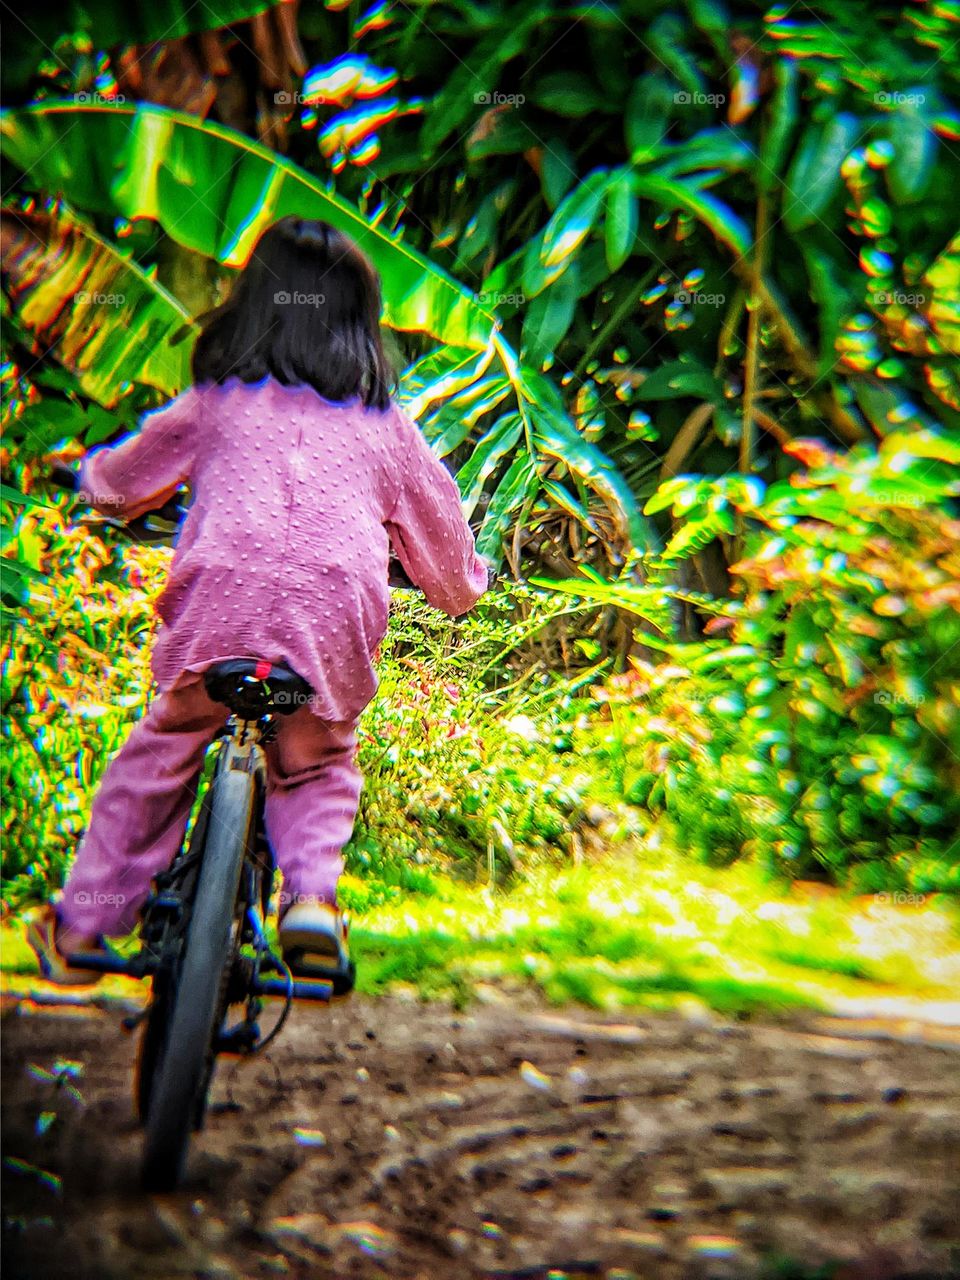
[28,216,489,985]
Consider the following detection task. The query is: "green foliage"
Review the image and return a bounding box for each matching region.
[551,431,960,890]
[1,506,163,908]
[345,0,960,488]
[345,584,622,890]
[2,204,194,408]
[0,504,612,910]
[0,102,496,353]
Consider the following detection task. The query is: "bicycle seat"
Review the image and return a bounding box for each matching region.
[203,659,313,719]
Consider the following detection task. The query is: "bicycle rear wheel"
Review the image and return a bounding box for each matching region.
[141,760,255,1191]
[135,787,212,1125]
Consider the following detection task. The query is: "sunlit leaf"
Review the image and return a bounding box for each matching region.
[456,412,523,518]
[1,204,193,406]
[1,103,496,350]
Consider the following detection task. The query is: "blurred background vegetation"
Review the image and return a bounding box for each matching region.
[2,1,959,974]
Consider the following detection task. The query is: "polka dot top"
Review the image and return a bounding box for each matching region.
[80,374,489,720]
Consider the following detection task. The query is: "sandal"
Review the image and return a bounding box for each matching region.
[26,905,108,987]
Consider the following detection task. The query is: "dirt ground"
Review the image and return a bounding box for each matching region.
[2,987,959,1280]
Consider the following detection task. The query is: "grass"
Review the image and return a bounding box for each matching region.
[3,834,958,1019]
[340,837,960,1016]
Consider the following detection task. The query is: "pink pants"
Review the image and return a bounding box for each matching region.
[60,678,362,938]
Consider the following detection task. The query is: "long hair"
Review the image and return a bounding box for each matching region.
[191,217,394,409]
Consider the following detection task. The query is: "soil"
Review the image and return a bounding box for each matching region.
[2,988,959,1280]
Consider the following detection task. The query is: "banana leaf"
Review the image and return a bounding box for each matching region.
[1,204,194,406]
[476,450,540,559]
[457,412,524,518]
[0,103,496,351]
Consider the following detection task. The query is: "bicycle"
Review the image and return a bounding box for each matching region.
[45,463,489,1190]
[47,470,357,1191]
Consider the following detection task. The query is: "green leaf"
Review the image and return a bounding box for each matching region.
[644,476,700,514]
[521,262,580,368]
[625,76,674,162]
[655,130,754,178]
[528,70,611,118]
[604,174,638,272]
[783,113,861,233]
[539,169,612,272]
[422,375,512,457]
[1,204,193,409]
[1,103,496,351]
[476,450,539,559]
[647,11,706,97]
[882,428,960,467]
[460,179,517,262]
[465,109,537,161]
[400,345,496,421]
[634,360,722,403]
[540,478,591,525]
[528,394,655,550]
[531,573,671,630]
[886,104,937,204]
[801,240,845,378]
[660,506,731,562]
[0,485,49,509]
[419,13,542,155]
[759,56,799,189]
[456,412,523,517]
[632,171,751,257]
[539,139,578,210]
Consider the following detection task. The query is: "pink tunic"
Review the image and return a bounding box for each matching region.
[81,375,488,721]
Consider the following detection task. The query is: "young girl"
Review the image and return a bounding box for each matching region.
[28,216,489,985]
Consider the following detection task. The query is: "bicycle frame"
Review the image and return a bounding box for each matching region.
[64,713,335,1007]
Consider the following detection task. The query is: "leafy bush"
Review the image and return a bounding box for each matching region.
[548,430,960,890]
[0,503,627,911]
[1,502,162,910]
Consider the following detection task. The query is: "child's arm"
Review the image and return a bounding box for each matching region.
[385,409,490,617]
[79,387,199,520]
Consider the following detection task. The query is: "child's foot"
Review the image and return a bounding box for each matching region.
[26,905,106,987]
[279,902,352,989]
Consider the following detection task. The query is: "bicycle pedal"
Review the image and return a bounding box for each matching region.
[286,951,356,996]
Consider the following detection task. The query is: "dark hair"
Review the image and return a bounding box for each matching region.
[191,216,394,409]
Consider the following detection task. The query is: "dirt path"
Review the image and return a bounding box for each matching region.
[2,989,959,1280]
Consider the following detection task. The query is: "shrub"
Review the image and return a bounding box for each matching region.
[549,431,960,891]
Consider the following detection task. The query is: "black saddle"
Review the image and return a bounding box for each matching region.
[203,659,313,719]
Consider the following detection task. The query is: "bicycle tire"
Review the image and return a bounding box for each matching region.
[135,791,213,1124]
[141,761,255,1191]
